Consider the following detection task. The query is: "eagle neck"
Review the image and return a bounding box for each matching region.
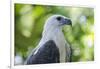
[41,26,66,62]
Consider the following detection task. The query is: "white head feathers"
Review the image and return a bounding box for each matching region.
[42,15,72,37]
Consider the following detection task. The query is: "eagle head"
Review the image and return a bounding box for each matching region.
[44,15,72,28]
[43,15,72,37]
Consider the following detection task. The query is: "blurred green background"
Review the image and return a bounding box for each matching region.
[14,4,94,65]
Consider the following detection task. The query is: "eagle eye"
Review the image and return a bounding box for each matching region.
[56,17,62,21]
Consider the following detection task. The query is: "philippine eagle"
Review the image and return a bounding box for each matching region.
[25,14,72,64]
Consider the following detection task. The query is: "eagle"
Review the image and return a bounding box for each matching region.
[25,14,72,64]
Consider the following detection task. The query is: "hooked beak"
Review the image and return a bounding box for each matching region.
[60,18,72,27]
[64,19,72,26]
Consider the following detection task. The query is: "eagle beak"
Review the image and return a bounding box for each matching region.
[60,18,72,27]
[64,19,72,26]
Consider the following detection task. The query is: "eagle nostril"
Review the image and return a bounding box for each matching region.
[67,19,72,24]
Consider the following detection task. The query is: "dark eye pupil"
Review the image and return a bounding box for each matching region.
[56,17,61,21]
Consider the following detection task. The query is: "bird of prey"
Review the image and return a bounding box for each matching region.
[25,14,72,64]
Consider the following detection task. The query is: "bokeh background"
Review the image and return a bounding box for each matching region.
[14,3,94,65]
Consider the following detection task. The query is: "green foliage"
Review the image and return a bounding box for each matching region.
[14,4,94,64]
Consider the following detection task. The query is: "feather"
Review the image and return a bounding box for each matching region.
[25,15,72,64]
